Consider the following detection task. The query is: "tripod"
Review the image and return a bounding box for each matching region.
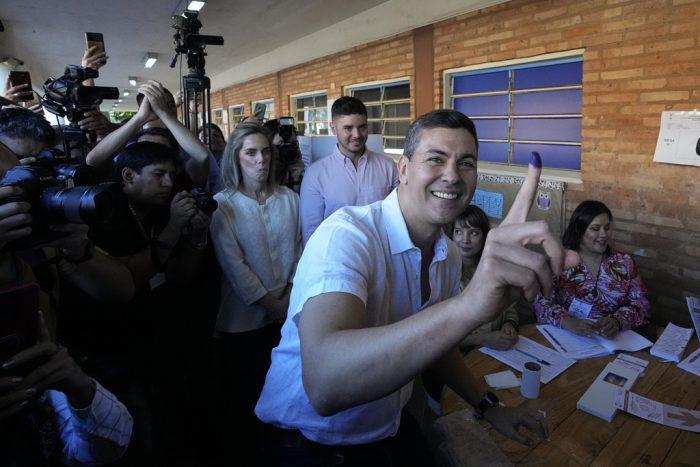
[179,46,214,149]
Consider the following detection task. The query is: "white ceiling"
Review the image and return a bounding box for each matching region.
[0,0,507,110]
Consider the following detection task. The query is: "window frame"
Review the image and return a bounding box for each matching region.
[443,49,584,182]
[345,78,411,154]
[211,107,228,137]
[228,103,246,129]
[251,98,275,122]
[290,90,329,136]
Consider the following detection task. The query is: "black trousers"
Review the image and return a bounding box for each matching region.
[262,409,435,467]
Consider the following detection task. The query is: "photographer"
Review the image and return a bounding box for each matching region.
[85,80,217,191]
[262,118,304,194]
[0,111,134,466]
[60,141,212,465]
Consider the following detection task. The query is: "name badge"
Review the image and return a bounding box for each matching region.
[149,272,166,290]
[569,298,593,318]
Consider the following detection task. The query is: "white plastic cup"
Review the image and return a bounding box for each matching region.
[520,361,541,399]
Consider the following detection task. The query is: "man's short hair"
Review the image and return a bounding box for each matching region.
[331,96,367,120]
[0,107,55,145]
[403,110,479,160]
[115,141,180,176]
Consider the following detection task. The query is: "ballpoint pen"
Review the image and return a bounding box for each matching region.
[514,348,551,366]
[543,328,567,352]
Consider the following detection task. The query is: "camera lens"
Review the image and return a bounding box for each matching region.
[39,183,121,224]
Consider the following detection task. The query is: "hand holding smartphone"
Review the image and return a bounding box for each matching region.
[5,71,34,102]
[84,32,107,69]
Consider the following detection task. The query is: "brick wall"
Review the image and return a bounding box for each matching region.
[214,0,700,325]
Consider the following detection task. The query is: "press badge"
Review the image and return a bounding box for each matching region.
[149,272,166,290]
[569,298,593,318]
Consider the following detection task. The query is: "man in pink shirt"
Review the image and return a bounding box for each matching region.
[299,96,399,245]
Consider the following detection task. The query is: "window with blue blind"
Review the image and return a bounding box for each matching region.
[446,56,583,170]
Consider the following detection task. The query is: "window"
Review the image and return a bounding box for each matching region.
[291,92,328,135]
[444,51,583,171]
[252,98,275,121]
[229,104,245,128]
[212,108,228,137]
[347,80,411,151]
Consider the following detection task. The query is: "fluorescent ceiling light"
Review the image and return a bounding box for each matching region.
[187,1,206,11]
[128,76,137,86]
[123,91,130,96]
[143,53,157,69]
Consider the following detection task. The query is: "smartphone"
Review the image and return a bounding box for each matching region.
[0,282,40,367]
[278,116,295,141]
[253,103,267,121]
[8,71,33,102]
[85,32,106,64]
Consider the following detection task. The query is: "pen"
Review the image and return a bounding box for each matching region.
[514,348,551,366]
[689,351,700,363]
[543,328,567,352]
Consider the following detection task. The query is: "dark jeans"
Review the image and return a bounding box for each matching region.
[262,409,435,467]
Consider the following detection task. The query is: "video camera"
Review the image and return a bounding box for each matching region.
[0,148,122,251]
[170,10,223,75]
[42,65,119,124]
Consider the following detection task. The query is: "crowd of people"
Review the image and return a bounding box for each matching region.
[0,43,652,467]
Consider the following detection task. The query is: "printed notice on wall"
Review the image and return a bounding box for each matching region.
[653,111,700,167]
[471,189,504,219]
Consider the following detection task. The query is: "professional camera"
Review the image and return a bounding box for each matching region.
[42,65,119,123]
[0,156,122,251]
[276,117,302,163]
[190,187,218,215]
[170,10,223,75]
[34,148,100,186]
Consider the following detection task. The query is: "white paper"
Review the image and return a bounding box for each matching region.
[686,295,700,340]
[653,111,700,167]
[614,353,648,375]
[484,370,521,390]
[615,389,700,433]
[678,347,700,377]
[650,323,693,362]
[537,324,652,360]
[479,336,575,384]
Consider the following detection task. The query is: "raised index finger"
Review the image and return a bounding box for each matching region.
[501,152,541,226]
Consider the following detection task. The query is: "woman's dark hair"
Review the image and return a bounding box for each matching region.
[447,204,491,262]
[562,200,613,250]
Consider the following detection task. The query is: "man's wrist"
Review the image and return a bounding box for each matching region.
[474,391,500,420]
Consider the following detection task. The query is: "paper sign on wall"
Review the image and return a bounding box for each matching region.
[471,189,504,219]
[653,111,700,167]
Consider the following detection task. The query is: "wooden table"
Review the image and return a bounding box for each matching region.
[441,324,700,466]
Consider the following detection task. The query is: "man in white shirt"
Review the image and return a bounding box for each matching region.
[256,109,562,465]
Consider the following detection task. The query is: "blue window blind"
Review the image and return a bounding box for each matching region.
[448,57,583,170]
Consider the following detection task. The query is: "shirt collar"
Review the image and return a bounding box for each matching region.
[332,144,368,165]
[381,189,449,263]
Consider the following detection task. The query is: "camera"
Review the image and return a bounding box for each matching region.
[170,10,223,76]
[42,65,119,124]
[0,155,122,251]
[190,188,218,215]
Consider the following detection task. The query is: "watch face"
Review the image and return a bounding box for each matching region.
[484,391,499,406]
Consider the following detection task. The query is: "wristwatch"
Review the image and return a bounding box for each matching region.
[474,391,500,419]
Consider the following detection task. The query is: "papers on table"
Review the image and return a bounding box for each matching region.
[614,388,700,433]
[537,324,652,360]
[484,370,521,390]
[687,295,700,340]
[650,323,693,362]
[479,336,575,384]
[678,347,700,377]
